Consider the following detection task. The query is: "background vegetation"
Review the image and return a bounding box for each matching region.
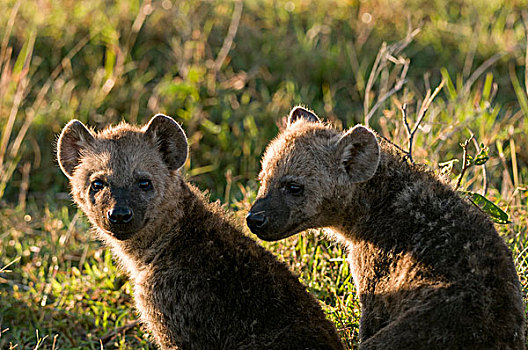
[0,0,527,348]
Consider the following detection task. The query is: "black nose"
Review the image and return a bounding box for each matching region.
[107,207,133,224]
[246,211,268,230]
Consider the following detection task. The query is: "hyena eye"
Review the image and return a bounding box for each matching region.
[139,179,153,190]
[284,182,304,196]
[91,180,105,192]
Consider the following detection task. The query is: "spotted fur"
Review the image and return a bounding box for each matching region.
[57,115,344,350]
[248,106,526,349]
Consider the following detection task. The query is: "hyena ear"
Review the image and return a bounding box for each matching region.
[336,125,380,183]
[144,114,188,171]
[287,106,321,127]
[57,120,95,178]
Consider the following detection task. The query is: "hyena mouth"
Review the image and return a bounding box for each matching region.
[102,218,149,241]
[256,222,305,242]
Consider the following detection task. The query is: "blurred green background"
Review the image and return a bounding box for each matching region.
[1,0,527,348]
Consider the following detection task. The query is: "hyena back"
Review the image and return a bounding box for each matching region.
[247,106,526,349]
[57,115,344,350]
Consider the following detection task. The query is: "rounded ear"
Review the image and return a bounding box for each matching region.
[57,120,95,178]
[336,125,380,183]
[287,106,320,127]
[144,114,188,171]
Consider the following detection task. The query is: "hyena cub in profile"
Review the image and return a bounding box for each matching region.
[57,115,344,350]
[247,106,525,349]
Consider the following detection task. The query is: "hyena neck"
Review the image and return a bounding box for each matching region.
[331,146,433,246]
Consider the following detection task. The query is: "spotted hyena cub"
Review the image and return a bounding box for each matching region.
[247,106,525,349]
[57,115,344,350]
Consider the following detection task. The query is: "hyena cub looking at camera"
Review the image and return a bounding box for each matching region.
[247,106,525,349]
[57,115,344,350]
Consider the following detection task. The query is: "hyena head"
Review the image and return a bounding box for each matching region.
[247,106,380,241]
[57,115,188,241]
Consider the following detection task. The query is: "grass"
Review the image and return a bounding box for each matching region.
[0,0,527,348]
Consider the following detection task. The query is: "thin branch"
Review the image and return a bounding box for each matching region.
[363,21,420,127]
[401,103,416,163]
[378,134,407,154]
[414,78,445,135]
[454,135,474,191]
[402,78,445,164]
[463,52,507,95]
[402,103,411,137]
[0,256,20,273]
[213,0,243,73]
[99,320,140,345]
[390,26,421,57]
[364,58,409,125]
[364,42,386,122]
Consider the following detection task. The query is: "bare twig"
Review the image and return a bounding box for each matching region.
[99,320,140,345]
[390,22,421,56]
[365,58,409,125]
[402,103,411,134]
[401,103,416,163]
[364,42,386,121]
[378,134,407,154]
[414,78,445,134]
[0,256,20,273]
[402,78,445,163]
[52,334,59,350]
[363,22,420,127]
[213,0,243,73]
[463,52,507,95]
[454,135,474,191]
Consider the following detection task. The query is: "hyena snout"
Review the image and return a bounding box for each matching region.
[246,195,294,241]
[246,210,268,231]
[100,190,146,240]
[246,196,272,234]
[107,206,133,224]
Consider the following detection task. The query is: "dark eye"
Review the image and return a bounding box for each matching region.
[285,182,304,196]
[139,179,153,190]
[91,180,105,192]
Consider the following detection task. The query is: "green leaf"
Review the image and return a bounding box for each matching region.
[473,146,489,165]
[460,191,510,224]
